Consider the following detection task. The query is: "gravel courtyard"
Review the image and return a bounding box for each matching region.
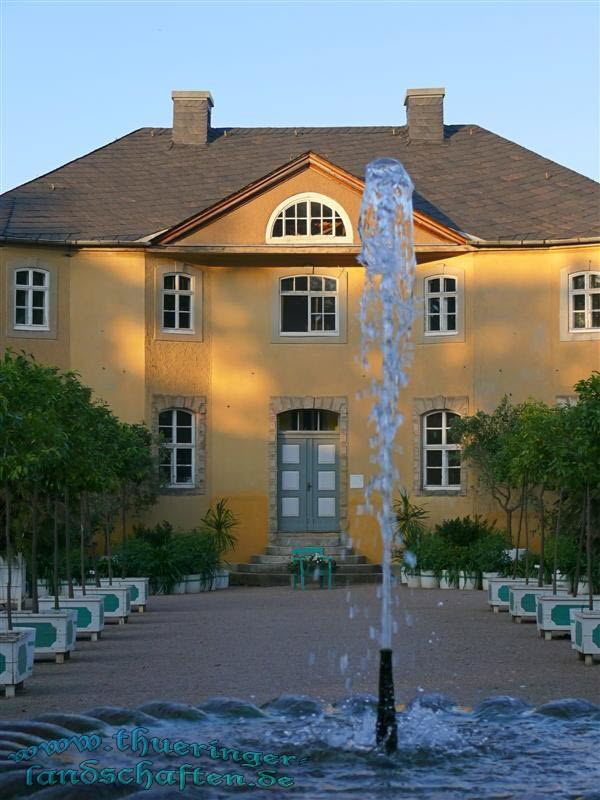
[0,584,598,720]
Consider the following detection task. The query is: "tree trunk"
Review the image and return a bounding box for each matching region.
[552,490,564,595]
[5,487,12,631]
[64,487,73,598]
[80,494,86,597]
[537,490,545,588]
[505,508,513,543]
[524,490,530,585]
[512,481,526,579]
[105,495,113,587]
[53,500,60,611]
[573,507,586,597]
[586,484,593,611]
[121,486,127,579]
[31,482,39,613]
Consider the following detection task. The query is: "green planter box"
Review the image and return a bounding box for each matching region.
[487,578,527,612]
[571,610,600,665]
[38,597,104,641]
[97,578,149,611]
[70,587,130,624]
[0,629,35,697]
[509,585,568,622]
[538,595,600,640]
[7,610,77,664]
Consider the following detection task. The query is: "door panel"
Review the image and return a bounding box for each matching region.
[309,438,339,531]
[278,436,339,532]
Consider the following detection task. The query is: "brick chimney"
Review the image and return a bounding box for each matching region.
[404,88,445,143]
[171,90,214,145]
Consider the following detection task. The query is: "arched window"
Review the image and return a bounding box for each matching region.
[280,275,338,335]
[162,273,194,332]
[425,275,457,334]
[569,271,600,331]
[158,409,194,487]
[266,194,352,243]
[14,268,49,329]
[423,410,461,489]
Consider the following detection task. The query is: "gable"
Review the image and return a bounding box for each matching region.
[156,152,467,248]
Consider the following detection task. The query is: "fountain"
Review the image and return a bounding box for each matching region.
[358,157,417,753]
[0,160,599,799]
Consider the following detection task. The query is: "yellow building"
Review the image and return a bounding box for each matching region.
[1,88,598,582]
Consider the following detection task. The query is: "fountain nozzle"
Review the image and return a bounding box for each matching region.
[376,648,397,753]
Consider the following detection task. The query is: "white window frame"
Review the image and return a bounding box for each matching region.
[158,408,195,488]
[279,274,339,337]
[266,193,353,244]
[568,271,600,332]
[423,410,461,490]
[14,268,50,330]
[161,273,195,334]
[424,275,458,336]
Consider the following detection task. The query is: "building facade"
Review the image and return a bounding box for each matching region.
[1,88,598,568]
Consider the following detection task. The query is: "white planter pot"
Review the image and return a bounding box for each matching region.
[406,573,421,589]
[0,629,35,696]
[184,574,201,593]
[71,587,130,624]
[7,610,77,664]
[214,570,229,590]
[420,572,439,589]
[460,573,478,590]
[509,584,566,621]
[0,556,27,610]
[38,597,104,641]
[487,578,528,611]
[173,580,187,594]
[571,609,600,665]
[572,582,590,596]
[539,594,600,640]
[439,571,455,590]
[482,572,500,591]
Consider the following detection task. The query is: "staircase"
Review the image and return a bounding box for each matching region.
[229,532,382,587]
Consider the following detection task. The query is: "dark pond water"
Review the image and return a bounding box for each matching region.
[0,694,598,799]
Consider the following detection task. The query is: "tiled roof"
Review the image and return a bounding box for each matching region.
[1,124,598,243]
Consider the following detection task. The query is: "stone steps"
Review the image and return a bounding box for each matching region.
[233,562,381,575]
[253,553,367,565]
[264,545,353,557]
[230,532,381,587]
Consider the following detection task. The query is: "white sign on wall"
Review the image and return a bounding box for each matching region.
[350,474,364,489]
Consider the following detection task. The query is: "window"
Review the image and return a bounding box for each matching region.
[425,276,457,334]
[279,275,338,335]
[569,272,600,331]
[266,194,352,243]
[423,411,461,489]
[14,269,49,329]
[162,273,194,332]
[277,409,339,432]
[158,409,194,487]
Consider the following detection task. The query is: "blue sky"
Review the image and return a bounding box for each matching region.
[1,0,598,192]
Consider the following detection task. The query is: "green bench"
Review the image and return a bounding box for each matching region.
[291,547,333,590]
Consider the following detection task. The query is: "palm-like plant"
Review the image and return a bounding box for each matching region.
[393,490,429,554]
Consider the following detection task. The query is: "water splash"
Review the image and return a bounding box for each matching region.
[358,157,416,651]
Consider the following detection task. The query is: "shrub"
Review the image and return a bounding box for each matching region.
[434,515,498,548]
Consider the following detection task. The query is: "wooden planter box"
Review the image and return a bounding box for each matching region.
[509,585,567,623]
[8,610,77,664]
[38,597,105,641]
[538,595,600,640]
[71,587,130,624]
[487,578,527,612]
[90,579,149,612]
[571,610,600,665]
[0,629,35,697]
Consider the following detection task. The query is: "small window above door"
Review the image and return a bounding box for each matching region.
[278,409,339,432]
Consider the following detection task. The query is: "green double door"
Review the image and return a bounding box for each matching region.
[277,435,339,532]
